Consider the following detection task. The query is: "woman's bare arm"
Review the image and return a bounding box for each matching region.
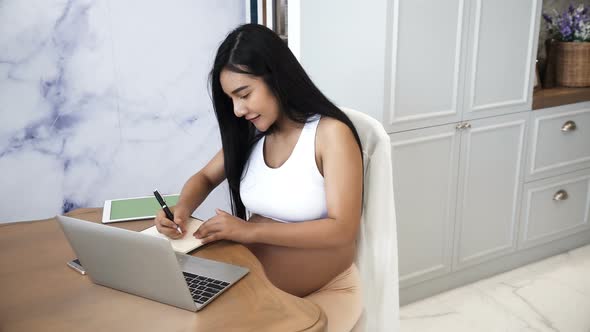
[176,149,226,214]
[155,149,226,238]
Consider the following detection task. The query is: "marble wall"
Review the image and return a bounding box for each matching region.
[0,0,246,222]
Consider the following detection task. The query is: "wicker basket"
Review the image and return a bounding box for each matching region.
[555,41,590,87]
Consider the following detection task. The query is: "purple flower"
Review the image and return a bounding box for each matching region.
[573,14,581,31]
[543,4,589,42]
[568,4,575,14]
[561,24,573,39]
[543,13,553,24]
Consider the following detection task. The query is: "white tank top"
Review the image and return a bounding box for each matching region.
[240,116,327,223]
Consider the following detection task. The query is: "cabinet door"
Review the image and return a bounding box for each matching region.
[453,112,528,270]
[386,0,469,133]
[390,124,460,287]
[462,0,541,120]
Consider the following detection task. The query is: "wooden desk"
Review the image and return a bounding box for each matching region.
[0,208,327,332]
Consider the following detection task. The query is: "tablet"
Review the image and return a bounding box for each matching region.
[102,194,180,223]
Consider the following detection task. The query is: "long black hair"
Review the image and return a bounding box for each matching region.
[209,23,363,219]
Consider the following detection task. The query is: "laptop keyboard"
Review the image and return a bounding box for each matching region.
[183,272,230,304]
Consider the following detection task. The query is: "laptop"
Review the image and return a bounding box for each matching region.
[57,215,249,311]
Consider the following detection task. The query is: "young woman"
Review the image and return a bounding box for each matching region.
[155,24,364,331]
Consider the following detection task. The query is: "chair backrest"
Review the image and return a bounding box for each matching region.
[341,107,400,332]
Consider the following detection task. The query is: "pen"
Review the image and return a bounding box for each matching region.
[153,189,182,235]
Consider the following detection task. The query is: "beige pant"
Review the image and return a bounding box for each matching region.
[304,264,363,332]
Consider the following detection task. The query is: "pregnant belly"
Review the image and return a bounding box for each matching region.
[246,242,356,297]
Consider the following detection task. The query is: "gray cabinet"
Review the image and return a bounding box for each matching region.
[293,0,541,133]
[386,0,540,133]
[453,113,527,270]
[386,0,468,132]
[293,0,590,305]
[386,0,539,289]
[519,168,590,250]
[390,124,460,287]
[526,104,590,181]
[519,102,590,250]
[462,0,539,120]
[396,103,590,304]
[392,112,528,287]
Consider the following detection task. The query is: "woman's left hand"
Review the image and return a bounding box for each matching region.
[194,209,254,245]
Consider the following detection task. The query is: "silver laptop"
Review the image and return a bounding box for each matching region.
[57,215,248,311]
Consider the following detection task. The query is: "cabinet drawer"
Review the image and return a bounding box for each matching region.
[527,106,590,181]
[519,168,590,250]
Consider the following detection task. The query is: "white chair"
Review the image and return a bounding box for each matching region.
[341,107,400,332]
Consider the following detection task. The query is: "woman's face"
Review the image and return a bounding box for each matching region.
[220,68,280,132]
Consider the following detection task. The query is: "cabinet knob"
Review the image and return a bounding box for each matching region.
[561,121,577,132]
[553,189,569,201]
[455,123,472,130]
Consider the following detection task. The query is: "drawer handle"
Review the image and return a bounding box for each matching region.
[455,123,471,130]
[561,121,577,132]
[553,190,569,201]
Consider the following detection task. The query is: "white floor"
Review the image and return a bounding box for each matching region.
[400,244,590,332]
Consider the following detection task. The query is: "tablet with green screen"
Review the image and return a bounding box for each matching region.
[102,194,180,223]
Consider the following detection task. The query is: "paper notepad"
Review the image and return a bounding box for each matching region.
[141,217,205,253]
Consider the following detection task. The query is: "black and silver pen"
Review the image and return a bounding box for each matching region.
[153,189,182,235]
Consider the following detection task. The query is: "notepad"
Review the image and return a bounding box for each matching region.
[140,217,205,254]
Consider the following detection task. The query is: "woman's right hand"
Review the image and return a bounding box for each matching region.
[155,206,190,239]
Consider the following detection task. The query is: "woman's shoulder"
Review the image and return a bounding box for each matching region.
[316,116,359,155]
[316,116,354,140]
